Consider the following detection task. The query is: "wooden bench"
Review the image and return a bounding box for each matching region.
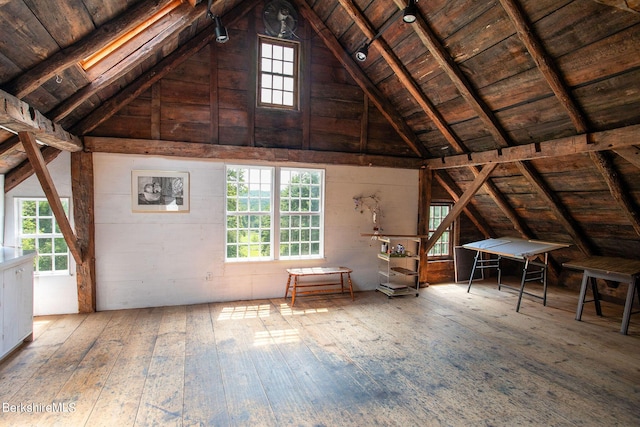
[285,267,354,306]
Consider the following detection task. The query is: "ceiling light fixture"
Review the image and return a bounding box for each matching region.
[355,42,370,62]
[207,0,229,43]
[403,0,419,24]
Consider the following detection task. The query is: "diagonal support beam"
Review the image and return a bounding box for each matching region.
[19,132,83,264]
[424,164,497,253]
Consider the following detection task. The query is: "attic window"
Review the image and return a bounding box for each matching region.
[258,36,299,109]
[79,0,182,71]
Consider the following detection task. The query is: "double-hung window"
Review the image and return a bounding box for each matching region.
[16,198,70,274]
[258,36,299,109]
[225,165,324,261]
[428,203,453,258]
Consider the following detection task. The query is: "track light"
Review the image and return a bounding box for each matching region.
[207,0,229,43]
[214,15,229,43]
[403,0,418,24]
[355,43,369,62]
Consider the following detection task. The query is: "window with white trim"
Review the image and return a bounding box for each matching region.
[258,36,299,109]
[225,165,324,261]
[16,198,70,274]
[428,204,452,258]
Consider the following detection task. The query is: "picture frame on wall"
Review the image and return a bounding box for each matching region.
[131,170,189,212]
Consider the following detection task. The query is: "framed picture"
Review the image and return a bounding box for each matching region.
[131,170,189,212]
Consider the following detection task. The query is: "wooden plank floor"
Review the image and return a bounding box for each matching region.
[1,279,639,426]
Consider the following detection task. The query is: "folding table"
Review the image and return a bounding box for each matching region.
[464,237,569,311]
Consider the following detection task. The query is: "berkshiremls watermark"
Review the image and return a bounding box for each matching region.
[3,401,76,413]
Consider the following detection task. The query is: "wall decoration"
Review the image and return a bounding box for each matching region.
[131,170,189,212]
[353,193,383,237]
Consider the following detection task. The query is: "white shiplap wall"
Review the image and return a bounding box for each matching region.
[94,153,418,310]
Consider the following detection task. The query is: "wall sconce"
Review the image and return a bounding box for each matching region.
[403,0,418,24]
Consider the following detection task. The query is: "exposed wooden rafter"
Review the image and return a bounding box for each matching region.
[3,0,178,100]
[499,0,640,240]
[72,0,261,136]
[294,0,429,158]
[338,0,464,152]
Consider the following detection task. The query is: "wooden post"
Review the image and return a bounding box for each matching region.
[71,151,96,313]
[417,168,432,286]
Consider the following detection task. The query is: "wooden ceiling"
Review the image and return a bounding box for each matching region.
[0,0,639,267]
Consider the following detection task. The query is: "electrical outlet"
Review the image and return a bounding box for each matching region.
[206,272,213,281]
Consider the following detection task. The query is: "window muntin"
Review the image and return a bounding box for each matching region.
[226,166,274,261]
[279,168,324,259]
[16,198,70,274]
[225,166,324,262]
[428,204,452,258]
[258,36,299,109]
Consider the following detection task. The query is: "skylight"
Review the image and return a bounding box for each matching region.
[79,0,182,71]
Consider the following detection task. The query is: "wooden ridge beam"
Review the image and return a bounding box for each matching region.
[19,132,83,264]
[294,0,429,158]
[424,125,640,169]
[72,0,260,135]
[84,136,425,169]
[0,89,82,152]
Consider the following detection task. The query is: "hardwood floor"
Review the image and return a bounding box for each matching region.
[1,280,639,426]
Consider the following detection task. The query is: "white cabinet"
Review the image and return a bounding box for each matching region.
[376,236,421,298]
[0,249,36,361]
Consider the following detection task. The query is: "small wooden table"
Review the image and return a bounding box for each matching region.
[285,267,354,307]
[564,256,640,335]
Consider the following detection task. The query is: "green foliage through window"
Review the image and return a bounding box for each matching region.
[225,166,324,261]
[17,198,70,274]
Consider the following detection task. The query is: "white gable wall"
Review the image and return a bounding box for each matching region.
[94,153,418,311]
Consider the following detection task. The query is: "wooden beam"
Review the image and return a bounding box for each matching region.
[341,0,466,153]
[515,161,595,256]
[417,168,432,285]
[592,0,640,13]
[0,89,82,152]
[19,132,83,264]
[84,136,424,169]
[613,146,640,169]
[424,125,640,169]
[4,146,62,192]
[590,150,640,236]
[433,171,494,238]
[394,0,511,148]
[499,0,589,133]
[48,1,208,123]
[71,151,96,313]
[424,164,497,253]
[293,0,429,158]
[2,0,178,99]
[72,0,259,135]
